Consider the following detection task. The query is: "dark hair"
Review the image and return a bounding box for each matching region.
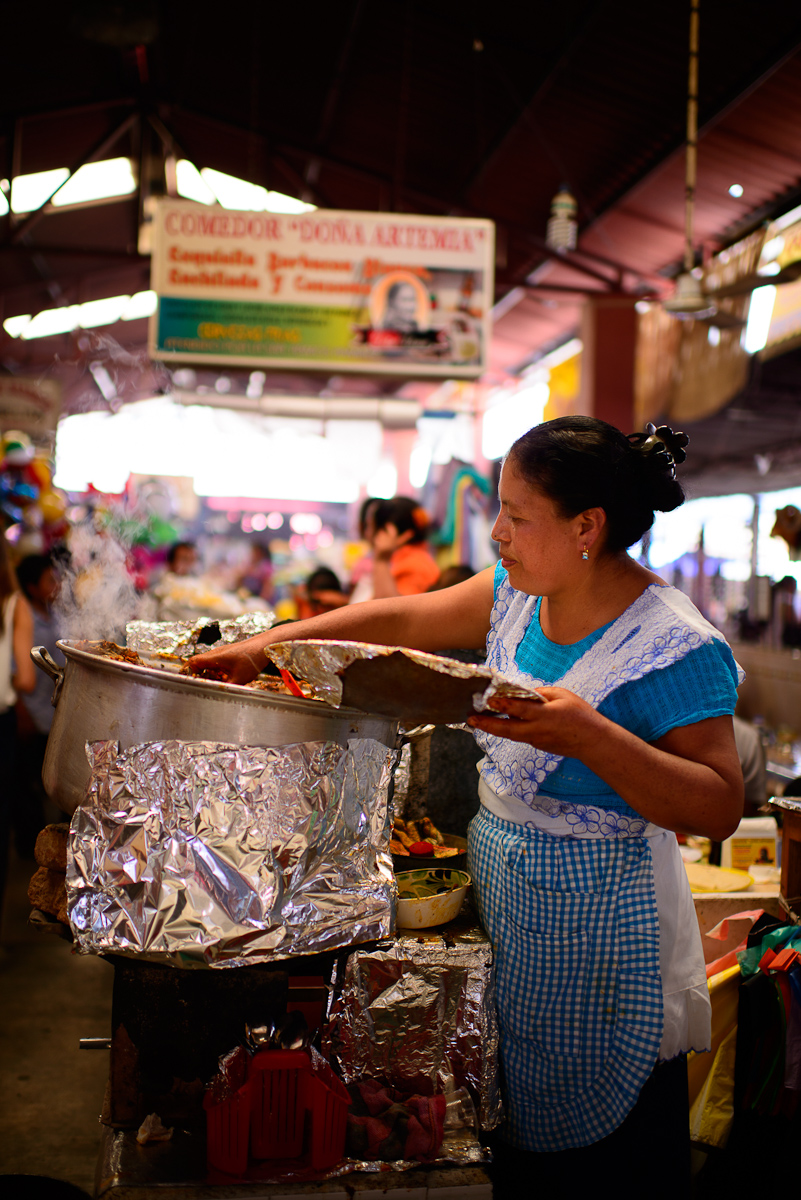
[357,496,379,540]
[16,554,53,599]
[306,566,342,594]
[430,564,474,591]
[507,416,686,552]
[167,541,196,567]
[372,496,430,544]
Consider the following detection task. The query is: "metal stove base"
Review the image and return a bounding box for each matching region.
[95,1125,492,1199]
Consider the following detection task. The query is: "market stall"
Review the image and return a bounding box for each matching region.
[27,617,507,1194]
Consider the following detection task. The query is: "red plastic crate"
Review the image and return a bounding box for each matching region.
[308,1057,351,1170]
[249,1048,311,1159]
[203,1073,251,1176]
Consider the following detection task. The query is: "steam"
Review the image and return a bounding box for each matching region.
[55,521,155,643]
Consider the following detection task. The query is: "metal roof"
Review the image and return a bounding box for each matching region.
[3,0,801,411]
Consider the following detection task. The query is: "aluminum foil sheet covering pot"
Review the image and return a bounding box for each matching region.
[34,639,399,815]
[68,737,397,966]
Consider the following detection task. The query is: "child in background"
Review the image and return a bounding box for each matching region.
[369,497,440,598]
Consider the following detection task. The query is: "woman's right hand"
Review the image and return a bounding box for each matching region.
[186,638,267,684]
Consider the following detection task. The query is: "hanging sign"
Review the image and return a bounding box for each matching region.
[149,200,494,377]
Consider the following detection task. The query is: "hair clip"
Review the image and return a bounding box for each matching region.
[629,423,689,476]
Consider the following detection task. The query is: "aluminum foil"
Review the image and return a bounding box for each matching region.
[67,737,396,967]
[265,638,540,712]
[323,930,502,1131]
[125,611,276,664]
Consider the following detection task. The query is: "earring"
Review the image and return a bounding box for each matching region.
[582,545,589,560]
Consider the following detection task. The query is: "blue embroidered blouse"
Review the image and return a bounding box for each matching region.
[489,562,740,814]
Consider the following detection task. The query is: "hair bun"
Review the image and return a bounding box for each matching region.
[628,423,689,477]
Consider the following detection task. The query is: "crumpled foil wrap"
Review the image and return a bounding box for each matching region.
[67,737,396,967]
[126,611,276,663]
[265,639,538,711]
[323,929,502,1132]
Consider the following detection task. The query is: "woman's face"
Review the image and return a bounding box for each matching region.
[492,461,584,596]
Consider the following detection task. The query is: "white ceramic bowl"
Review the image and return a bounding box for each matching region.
[395,868,471,929]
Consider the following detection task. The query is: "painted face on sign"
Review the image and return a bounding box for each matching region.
[383,283,419,332]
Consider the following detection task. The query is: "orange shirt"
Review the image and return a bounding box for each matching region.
[390,543,440,595]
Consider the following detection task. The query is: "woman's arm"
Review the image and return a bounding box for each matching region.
[468,689,743,841]
[12,593,36,694]
[189,567,496,683]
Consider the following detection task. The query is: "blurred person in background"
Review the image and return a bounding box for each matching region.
[430,563,475,591]
[296,567,350,620]
[0,528,36,931]
[166,541,198,577]
[369,497,440,598]
[15,554,65,852]
[236,542,274,602]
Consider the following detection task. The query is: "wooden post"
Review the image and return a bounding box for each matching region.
[579,294,639,433]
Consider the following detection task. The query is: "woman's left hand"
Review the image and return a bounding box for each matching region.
[468,686,607,758]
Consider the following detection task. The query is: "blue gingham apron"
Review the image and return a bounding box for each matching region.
[468,807,662,1151]
[468,577,736,1151]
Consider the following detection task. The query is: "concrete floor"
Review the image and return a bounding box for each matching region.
[0,846,113,1195]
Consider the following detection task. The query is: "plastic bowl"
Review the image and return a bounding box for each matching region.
[395,868,471,929]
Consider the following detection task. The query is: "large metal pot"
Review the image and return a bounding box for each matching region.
[33,640,399,815]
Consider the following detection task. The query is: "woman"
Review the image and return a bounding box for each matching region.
[188,417,742,1193]
[368,496,440,598]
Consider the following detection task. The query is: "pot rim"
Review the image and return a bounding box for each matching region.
[55,638,393,725]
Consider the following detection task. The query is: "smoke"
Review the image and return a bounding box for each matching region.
[55,520,155,643]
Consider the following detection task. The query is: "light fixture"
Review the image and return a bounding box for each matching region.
[9,159,137,214]
[728,184,744,198]
[3,290,156,340]
[742,285,777,354]
[545,187,577,251]
[663,273,716,319]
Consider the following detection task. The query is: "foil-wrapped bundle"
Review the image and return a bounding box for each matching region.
[126,611,276,663]
[324,930,502,1130]
[265,639,542,724]
[68,737,396,967]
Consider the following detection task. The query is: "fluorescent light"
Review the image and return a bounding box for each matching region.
[728,184,744,198]
[122,290,157,320]
[743,285,777,354]
[79,295,130,329]
[9,160,136,214]
[201,168,271,211]
[6,290,157,340]
[264,190,315,214]
[3,314,32,338]
[11,168,69,213]
[199,166,315,213]
[51,158,137,207]
[176,159,216,205]
[20,305,81,339]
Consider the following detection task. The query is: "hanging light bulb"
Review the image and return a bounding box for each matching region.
[545,186,577,251]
